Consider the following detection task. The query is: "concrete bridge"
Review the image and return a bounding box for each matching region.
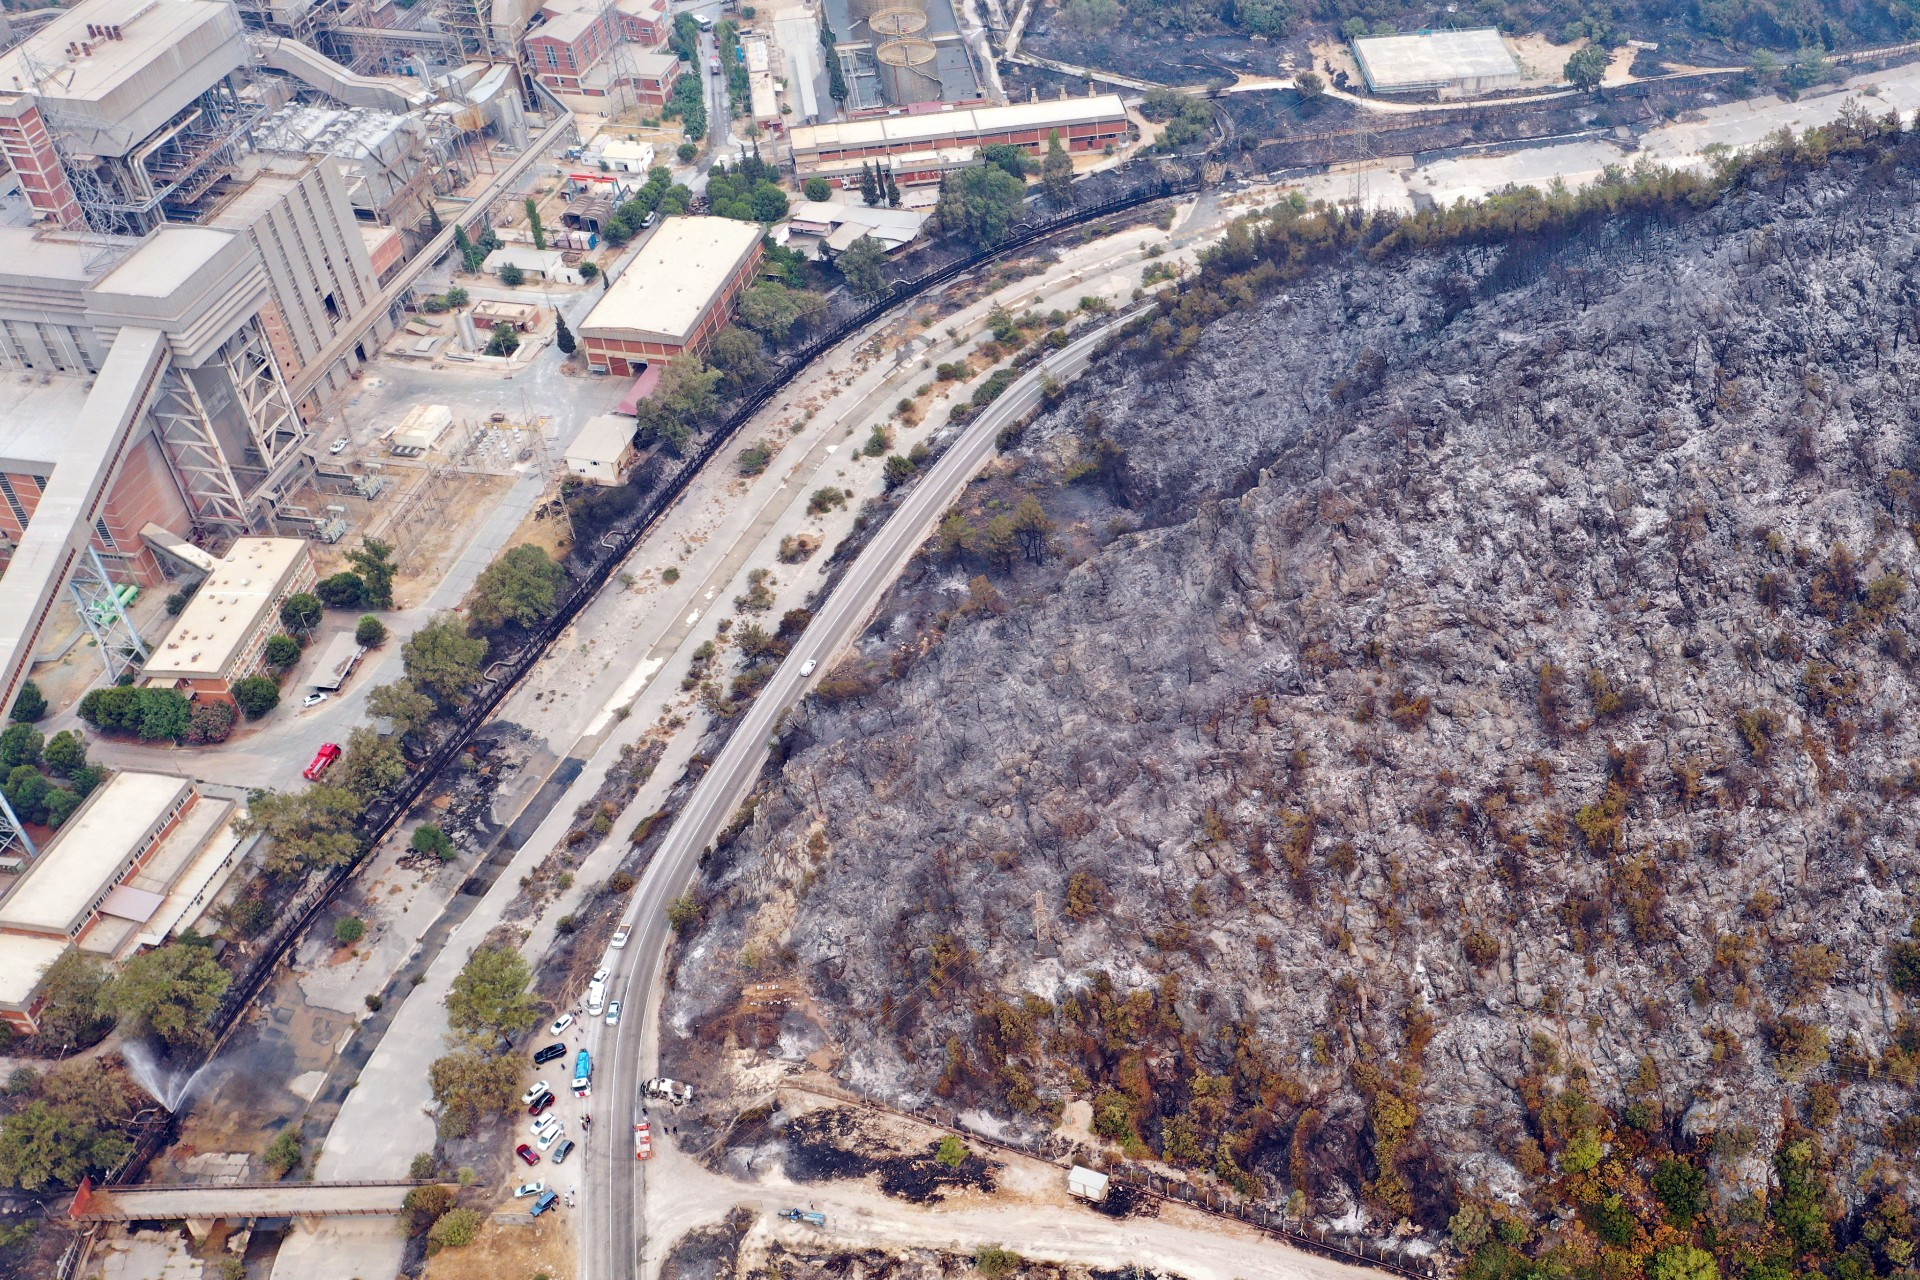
[70,1178,430,1243]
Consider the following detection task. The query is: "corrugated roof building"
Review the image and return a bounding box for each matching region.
[579,217,765,376]
[1351,29,1524,96]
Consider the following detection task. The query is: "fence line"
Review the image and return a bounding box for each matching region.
[109,168,1202,1187]
[782,1080,1437,1279]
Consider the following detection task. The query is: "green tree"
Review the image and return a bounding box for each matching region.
[1041,131,1075,207]
[3,766,48,825]
[355,615,388,648]
[106,942,232,1048]
[0,1096,134,1191]
[315,572,365,609]
[402,616,488,707]
[1295,69,1325,102]
[936,166,1026,247]
[1647,1246,1719,1280]
[737,282,830,346]
[936,1135,968,1167]
[232,676,281,720]
[524,197,546,250]
[0,724,41,770]
[264,635,301,671]
[42,788,81,829]
[138,690,191,742]
[8,681,45,723]
[1061,0,1117,35]
[979,144,1033,180]
[42,730,86,777]
[498,263,525,288]
[555,311,576,355]
[334,916,366,946]
[708,325,770,395]
[884,167,901,208]
[30,950,113,1048]
[346,539,398,609]
[411,823,457,860]
[368,678,437,736]
[1565,44,1609,92]
[236,785,365,878]
[974,1246,1022,1279]
[445,945,540,1037]
[804,176,832,202]
[334,725,407,801]
[265,1127,303,1177]
[860,160,880,207]
[281,592,323,634]
[837,234,891,300]
[468,544,568,634]
[821,19,848,105]
[486,326,521,357]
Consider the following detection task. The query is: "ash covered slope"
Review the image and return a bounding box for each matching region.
[671,153,1920,1237]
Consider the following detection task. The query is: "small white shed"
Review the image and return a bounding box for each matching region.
[1067,1165,1110,1202]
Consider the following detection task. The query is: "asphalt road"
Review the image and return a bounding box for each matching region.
[580,305,1147,1280]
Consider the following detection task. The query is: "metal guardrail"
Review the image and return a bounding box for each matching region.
[111,168,1202,1186]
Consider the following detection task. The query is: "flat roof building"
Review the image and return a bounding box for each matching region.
[0,773,249,1031]
[789,96,1130,185]
[142,537,316,700]
[1351,29,1524,96]
[580,216,765,377]
[565,414,639,485]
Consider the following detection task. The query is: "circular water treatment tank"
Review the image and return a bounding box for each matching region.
[868,0,927,36]
[875,35,936,67]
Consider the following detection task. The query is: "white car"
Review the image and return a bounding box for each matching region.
[604,1000,621,1026]
[513,1181,546,1199]
[532,1113,562,1138]
[799,659,816,676]
[548,1014,573,1037]
[302,691,328,708]
[520,1081,551,1106]
[328,436,349,455]
[535,1123,564,1152]
[591,967,610,986]
[611,925,631,949]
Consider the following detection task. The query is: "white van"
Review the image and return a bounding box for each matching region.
[586,980,606,1016]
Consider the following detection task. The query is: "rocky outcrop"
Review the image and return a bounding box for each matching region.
[669,148,1920,1245]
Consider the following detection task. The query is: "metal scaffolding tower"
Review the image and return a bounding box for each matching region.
[151,321,311,534]
[69,544,150,684]
[0,789,34,860]
[437,0,507,61]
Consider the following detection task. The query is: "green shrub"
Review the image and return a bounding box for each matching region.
[334,917,366,946]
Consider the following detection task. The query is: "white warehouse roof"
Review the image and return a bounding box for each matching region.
[0,773,190,937]
[580,217,763,347]
[789,95,1128,157]
[1352,28,1521,92]
[143,537,309,681]
[566,414,637,469]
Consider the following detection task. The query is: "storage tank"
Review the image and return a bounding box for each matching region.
[875,36,940,105]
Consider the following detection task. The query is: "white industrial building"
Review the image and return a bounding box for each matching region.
[1350,29,1524,96]
[564,414,639,485]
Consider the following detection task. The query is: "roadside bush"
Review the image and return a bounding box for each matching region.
[355,615,388,647]
[974,1246,1022,1279]
[804,176,832,201]
[737,441,774,475]
[186,700,236,745]
[410,824,457,861]
[315,573,365,610]
[334,917,365,946]
[264,1128,302,1178]
[428,1207,483,1251]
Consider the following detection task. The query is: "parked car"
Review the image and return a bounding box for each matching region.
[514,1181,546,1198]
[302,691,328,708]
[633,1120,652,1161]
[533,1042,567,1065]
[548,1013,573,1037]
[520,1081,551,1106]
[515,1144,540,1166]
[604,1000,621,1026]
[532,1113,562,1139]
[778,1209,827,1226]
[708,55,720,73]
[535,1124,564,1152]
[303,742,341,781]
[328,437,349,455]
[529,1092,556,1117]
[552,1139,576,1165]
[530,1189,559,1217]
[591,967,610,986]
[611,925,632,949]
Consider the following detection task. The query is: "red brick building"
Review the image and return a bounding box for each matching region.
[581,217,765,378]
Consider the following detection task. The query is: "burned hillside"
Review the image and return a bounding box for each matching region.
[671,124,1920,1277]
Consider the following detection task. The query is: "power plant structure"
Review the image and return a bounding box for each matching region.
[823,0,986,112]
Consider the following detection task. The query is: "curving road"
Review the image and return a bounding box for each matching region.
[580,302,1149,1280]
